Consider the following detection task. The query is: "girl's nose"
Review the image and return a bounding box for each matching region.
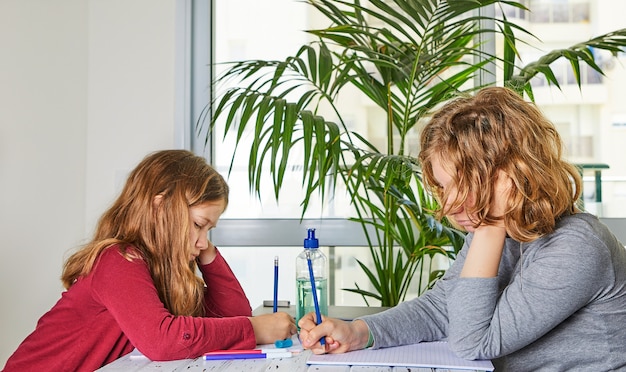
[197,233,209,250]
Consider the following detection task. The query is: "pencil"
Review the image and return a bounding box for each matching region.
[273,256,279,313]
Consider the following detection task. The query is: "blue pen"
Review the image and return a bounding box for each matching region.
[306,250,325,346]
[273,256,279,313]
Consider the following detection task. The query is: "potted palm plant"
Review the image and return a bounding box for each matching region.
[204,0,626,306]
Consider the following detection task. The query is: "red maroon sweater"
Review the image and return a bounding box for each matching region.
[2,245,255,371]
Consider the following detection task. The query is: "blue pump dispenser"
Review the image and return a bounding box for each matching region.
[304,228,319,248]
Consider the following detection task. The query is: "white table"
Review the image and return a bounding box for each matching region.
[97,347,316,372]
[97,306,488,372]
[96,348,483,372]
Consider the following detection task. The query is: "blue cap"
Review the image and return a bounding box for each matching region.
[304,228,319,249]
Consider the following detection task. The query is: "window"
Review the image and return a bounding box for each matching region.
[528,0,590,23]
[196,0,626,308]
[212,0,346,220]
[206,0,379,308]
[500,0,530,20]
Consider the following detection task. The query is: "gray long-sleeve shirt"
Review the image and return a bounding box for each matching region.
[360,213,626,371]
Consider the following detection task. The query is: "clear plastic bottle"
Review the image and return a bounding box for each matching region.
[295,228,328,326]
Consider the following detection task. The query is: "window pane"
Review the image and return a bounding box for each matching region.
[552,1,569,22]
[572,2,590,22]
[212,1,626,223]
[529,0,551,22]
[213,0,337,219]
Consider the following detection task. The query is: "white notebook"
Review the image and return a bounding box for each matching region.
[306,341,494,371]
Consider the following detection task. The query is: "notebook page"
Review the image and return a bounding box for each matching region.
[306,341,494,371]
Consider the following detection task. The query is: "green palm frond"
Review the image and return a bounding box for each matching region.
[204,0,626,306]
[506,28,626,97]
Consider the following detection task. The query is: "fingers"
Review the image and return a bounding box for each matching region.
[301,333,329,355]
[300,317,343,352]
[282,312,297,335]
[275,312,297,339]
[298,313,322,345]
[297,312,317,330]
[197,242,217,265]
[301,324,325,349]
[249,312,297,344]
[322,337,342,354]
[298,314,362,354]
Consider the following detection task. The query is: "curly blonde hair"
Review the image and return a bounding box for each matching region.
[419,87,581,242]
[61,150,229,316]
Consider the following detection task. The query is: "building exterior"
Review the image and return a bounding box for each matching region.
[503,0,626,216]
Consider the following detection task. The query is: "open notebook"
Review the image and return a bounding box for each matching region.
[307,341,494,371]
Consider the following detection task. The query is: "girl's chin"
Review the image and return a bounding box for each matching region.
[462,225,476,233]
[449,220,475,232]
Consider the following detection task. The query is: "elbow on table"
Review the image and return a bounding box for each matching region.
[448,338,493,361]
[135,344,197,362]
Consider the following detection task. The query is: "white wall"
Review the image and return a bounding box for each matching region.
[0,0,182,366]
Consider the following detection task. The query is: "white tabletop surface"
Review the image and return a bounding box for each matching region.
[97,306,487,372]
[96,346,481,372]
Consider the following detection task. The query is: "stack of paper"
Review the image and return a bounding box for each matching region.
[306,341,494,371]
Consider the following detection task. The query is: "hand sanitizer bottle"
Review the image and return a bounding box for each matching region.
[295,228,328,326]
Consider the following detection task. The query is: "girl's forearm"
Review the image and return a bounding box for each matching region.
[460,226,506,278]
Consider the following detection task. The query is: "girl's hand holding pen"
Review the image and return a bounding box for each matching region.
[248,312,296,345]
[298,314,370,355]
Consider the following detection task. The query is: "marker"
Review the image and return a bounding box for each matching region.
[204,352,292,360]
[128,354,148,360]
[306,250,325,346]
[205,348,288,355]
[273,256,279,313]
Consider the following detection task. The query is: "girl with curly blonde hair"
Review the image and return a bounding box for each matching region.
[299,87,626,371]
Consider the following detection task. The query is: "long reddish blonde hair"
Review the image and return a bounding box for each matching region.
[419,87,581,242]
[61,150,229,316]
